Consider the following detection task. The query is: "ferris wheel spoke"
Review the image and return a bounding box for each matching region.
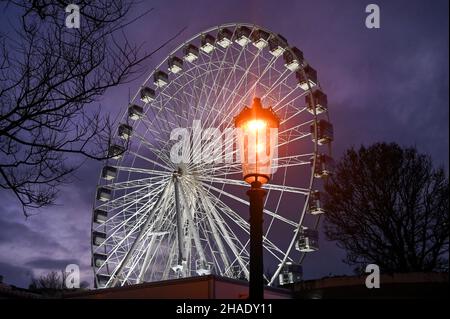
[112,166,172,176]
[200,183,291,262]
[212,51,280,130]
[144,91,186,144]
[135,115,164,137]
[280,106,308,124]
[152,69,202,118]
[107,182,171,234]
[101,196,156,220]
[272,85,306,112]
[261,68,290,99]
[101,184,168,253]
[158,88,189,110]
[200,181,298,227]
[126,216,174,284]
[197,153,314,176]
[204,167,243,177]
[95,196,160,271]
[138,117,172,150]
[272,153,313,169]
[153,62,233,120]
[186,57,219,123]
[189,51,226,124]
[105,176,168,191]
[177,179,209,270]
[108,181,172,287]
[201,41,252,127]
[136,242,158,282]
[121,235,152,284]
[196,184,250,279]
[146,213,178,281]
[274,85,309,112]
[194,77,234,129]
[95,185,154,212]
[190,71,241,124]
[96,177,168,212]
[206,58,274,136]
[207,191,282,258]
[171,72,200,128]
[185,126,236,173]
[279,119,315,135]
[197,222,225,275]
[263,183,309,195]
[194,45,237,123]
[278,132,311,147]
[128,150,173,172]
[187,180,233,275]
[203,44,263,127]
[132,131,173,167]
[97,188,166,251]
[162,235,178,280]
[158,62,240,127]
[192,61,287,170]
[278,119,314,145]
[264,166,288,242]
[135,117,161,135]
[195,105,310,174]
[198,175,309,195]
[142,95,173,132]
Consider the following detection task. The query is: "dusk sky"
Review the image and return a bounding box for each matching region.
[0,0,448,288]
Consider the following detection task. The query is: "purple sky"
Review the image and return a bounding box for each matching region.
[0,0,448,288]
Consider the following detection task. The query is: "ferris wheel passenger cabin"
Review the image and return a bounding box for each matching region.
[296,227,319,252]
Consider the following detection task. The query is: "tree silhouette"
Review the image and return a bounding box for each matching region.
[0,1,184,216]
[29,270,65,291]
[28,270,89,297]
[324,143,449,273]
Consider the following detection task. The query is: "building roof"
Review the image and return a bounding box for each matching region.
[292,272,449,299]
[64,275,292,299]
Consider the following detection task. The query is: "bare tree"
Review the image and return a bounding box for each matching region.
[29,270,64,290]
[28,270,89,297]
[324,143,449,273]
[0,1,183,216]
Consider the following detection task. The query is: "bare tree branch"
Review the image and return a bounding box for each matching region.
[0,1,184,216]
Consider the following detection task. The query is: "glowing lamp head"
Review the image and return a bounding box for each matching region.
[234,97,280,185]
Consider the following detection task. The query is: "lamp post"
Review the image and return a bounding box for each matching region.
[234,97,280,300]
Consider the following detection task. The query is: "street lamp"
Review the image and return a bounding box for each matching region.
[234,97,280,300]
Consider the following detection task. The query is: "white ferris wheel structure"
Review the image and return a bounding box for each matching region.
[91,23,334,289]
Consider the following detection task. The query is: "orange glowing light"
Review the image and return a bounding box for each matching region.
[234,97,280,185]
[256,143,264,153]
[247,119,267,131]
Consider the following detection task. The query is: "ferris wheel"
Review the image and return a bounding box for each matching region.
[91,23,333,288]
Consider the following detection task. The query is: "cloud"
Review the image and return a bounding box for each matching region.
[0,188,94,288]
[0,217,65,251]
[25,257,80,270]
